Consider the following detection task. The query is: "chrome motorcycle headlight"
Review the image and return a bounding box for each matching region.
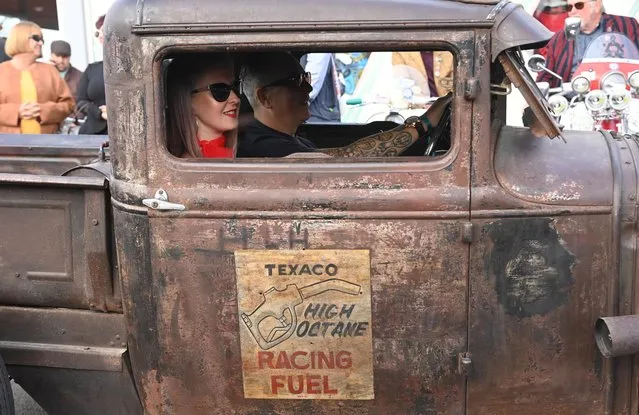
[585,90,608,111]
[609,89,631,111]
[601,71,627,94]
[571,76,590,95]
[548,95,569,117]
[629,71,639,89]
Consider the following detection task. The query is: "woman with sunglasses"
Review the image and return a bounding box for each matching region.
[166,53,240,158]
[76,15,108,135]
[0,21,74,134]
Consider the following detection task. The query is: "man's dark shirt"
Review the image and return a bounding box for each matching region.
[238,119,316,157]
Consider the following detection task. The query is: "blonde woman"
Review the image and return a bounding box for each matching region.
[0,21,74,134]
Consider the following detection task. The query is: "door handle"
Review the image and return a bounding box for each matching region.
[142,188,185,211]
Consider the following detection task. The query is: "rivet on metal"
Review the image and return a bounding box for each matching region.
[14,273,20,278]
[121,342,126,348]
[92,219,99,226]
[629,195,636,201]
[115,335,121,340]
[89,303,96,309]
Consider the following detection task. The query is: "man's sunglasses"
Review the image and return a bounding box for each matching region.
[566,0,596,12]
[191,82,240,102]
[262,72,312,89]
[30,34,44,43]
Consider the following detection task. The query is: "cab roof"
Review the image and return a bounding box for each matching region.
[131,0,500,29]
[108,0,551,59]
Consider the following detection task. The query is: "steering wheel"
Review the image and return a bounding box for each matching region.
[424,101,452,156]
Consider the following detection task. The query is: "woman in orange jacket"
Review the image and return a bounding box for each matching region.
[0,21,74,134]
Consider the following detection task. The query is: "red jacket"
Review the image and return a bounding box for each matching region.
[537,14,639,87]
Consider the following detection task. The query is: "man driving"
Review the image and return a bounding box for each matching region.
[538,0,639,87]
[238,51,451,158]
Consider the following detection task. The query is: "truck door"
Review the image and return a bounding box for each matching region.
[110,44,475,415]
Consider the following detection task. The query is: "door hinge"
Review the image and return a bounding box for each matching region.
[461,222,474,244]
[457,352,473,377]
[464,78,480,100]
[142,188,185,211]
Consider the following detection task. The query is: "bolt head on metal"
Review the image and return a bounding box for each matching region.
[92,219,99,225]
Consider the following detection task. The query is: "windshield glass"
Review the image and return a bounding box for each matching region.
[583,32,639,61]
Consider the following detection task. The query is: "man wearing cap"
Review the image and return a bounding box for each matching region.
[50,40,83,97]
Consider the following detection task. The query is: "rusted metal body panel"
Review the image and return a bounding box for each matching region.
[116,214,470,413]
[0,307,142,415]
[9,366,141,415]
[0,134,106,175]
[468,215,610,413]
[0,174,119,312]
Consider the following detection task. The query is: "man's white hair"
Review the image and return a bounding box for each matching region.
[240,51,299,109]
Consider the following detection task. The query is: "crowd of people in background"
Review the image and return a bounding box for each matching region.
[0,15,107,135]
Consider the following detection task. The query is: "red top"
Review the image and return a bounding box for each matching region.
[198,136,234,158]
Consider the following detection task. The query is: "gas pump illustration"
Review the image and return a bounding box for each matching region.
[241,278,362,350]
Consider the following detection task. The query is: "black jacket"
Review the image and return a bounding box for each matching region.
[76,61,107,135]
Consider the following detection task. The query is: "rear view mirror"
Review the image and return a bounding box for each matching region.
[527,54,547,73]
[565,17,581,41]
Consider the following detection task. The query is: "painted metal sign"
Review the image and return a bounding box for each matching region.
[235,250,374,400]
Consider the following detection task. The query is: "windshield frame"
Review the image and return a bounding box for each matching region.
[499,48,563,140]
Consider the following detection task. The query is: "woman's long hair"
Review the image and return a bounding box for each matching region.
[166,53,237,158]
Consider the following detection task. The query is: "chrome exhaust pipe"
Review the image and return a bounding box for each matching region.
[595,315,639,357]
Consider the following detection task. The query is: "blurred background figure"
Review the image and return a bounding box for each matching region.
[50,40,82,97]
[302,53,341,123]
[0,37,8,63]
[0,21,74,134]
[420,51,454,97]
[76,14,107,135]
[533,0,569,57]
[0,21,7,64]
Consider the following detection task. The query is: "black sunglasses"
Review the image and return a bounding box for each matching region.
[566,0,596,12]
[30,34,44,43]
[191,82,240,102]
[262,72,312,89]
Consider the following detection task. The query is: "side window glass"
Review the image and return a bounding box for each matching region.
[163,49,456,160]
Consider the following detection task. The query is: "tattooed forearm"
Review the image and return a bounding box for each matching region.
[320,126,418,157]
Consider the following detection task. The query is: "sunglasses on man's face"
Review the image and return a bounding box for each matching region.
[567,0,596,12]
[191,82,241,103]
[29,34,44,44]
[262,72,312,89]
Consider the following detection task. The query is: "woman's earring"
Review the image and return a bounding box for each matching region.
[195,119,199,130]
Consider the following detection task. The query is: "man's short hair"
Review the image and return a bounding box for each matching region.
[240,51,300,109]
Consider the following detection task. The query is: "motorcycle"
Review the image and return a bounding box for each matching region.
[529,17,639,135]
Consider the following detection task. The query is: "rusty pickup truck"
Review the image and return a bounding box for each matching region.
[1,0,638,413]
